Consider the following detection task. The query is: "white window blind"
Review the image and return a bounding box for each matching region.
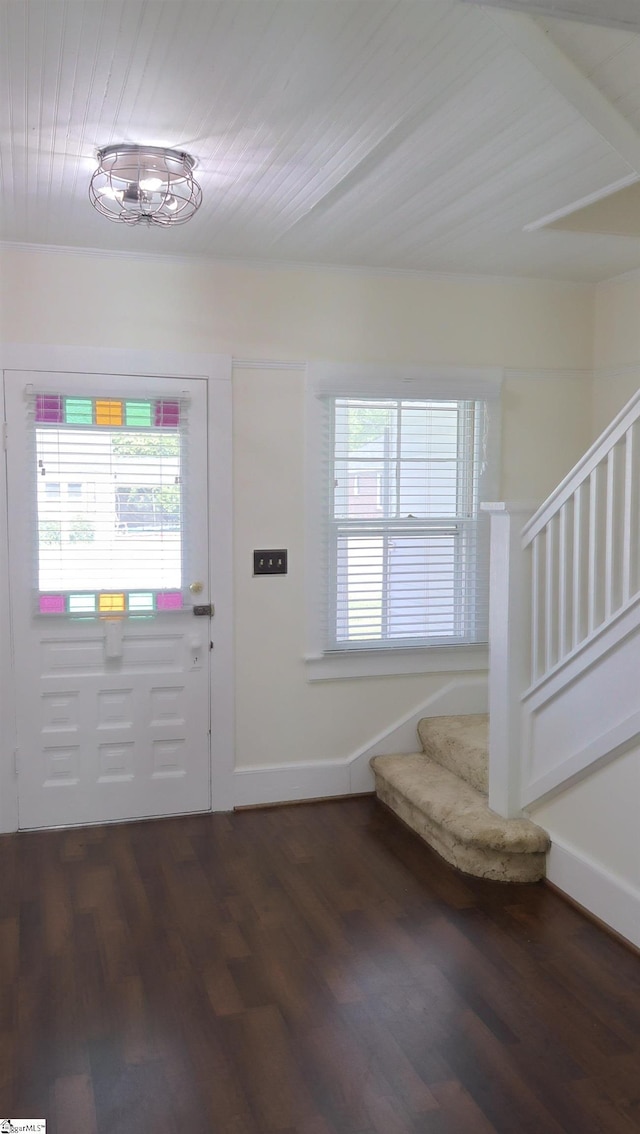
[308,365,501,655]
[30,391,189,616]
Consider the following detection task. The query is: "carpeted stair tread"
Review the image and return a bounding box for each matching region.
[417,713,489,794]
[372,752,547,852]
[371,752,549,882]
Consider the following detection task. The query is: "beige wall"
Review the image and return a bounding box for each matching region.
[592,276,640,435]
[2,247,593,369]
[1,246,595,775]
[593,277,640,371]
[501,372,593,503]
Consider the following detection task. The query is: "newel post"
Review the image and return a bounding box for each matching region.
[481,502,534,819]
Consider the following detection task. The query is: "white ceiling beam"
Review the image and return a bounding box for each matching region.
[480,7,640,174]
[522,173,640,231]
[459,0,640,33]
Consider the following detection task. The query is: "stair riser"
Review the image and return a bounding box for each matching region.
[375,776,546,884]
[418,716,489,794]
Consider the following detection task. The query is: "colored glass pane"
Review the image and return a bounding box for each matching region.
[64,398,93,425]
[156,591,183,611]
[40,594,65,614]
[36,395,63,424]
[69,593,96,614]
[155,400,180,428]
[128,592,154,612]
[95,399,123,426]
[125,400,152,427]
[99,593,125,612]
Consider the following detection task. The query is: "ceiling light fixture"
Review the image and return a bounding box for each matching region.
[89,144,202,227]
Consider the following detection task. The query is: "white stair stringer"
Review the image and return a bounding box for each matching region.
[522,594,640,805]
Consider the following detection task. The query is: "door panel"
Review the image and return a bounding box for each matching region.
[5,370,211,829]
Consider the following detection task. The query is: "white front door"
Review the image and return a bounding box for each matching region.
[5,370,212,829]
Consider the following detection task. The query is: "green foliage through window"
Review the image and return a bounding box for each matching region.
[69,517,95,543]
[345,405,390,450]
[39,520,62,545]
[111,432,180,457]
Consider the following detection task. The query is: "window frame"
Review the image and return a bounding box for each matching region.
[304,362,502,681]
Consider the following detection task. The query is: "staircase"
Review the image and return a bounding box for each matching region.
[372,388,640,929]
[371,714,550,882]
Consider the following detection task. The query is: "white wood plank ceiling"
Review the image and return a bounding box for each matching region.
[2,0,640,281]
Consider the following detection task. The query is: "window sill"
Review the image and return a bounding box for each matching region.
[304,644,488,682]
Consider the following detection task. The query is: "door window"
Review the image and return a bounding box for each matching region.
[33,392,188,616]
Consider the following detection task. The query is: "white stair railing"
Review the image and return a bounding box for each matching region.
[522,386,640,692]
[486,386,640,816]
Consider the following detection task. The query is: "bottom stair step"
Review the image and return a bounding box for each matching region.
[371,752,550,883]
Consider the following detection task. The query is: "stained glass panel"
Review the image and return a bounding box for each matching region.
[99,593,126,613]
[128,592,154,612]
[155,400,180,428]
[65,398,93,425]
[156,591,183,611]
[40,594,65,614]
[36,395,63,424]
[36,396,182,431]
[69,593,97,614]
[125,400,152,427]
[95,399,123,426]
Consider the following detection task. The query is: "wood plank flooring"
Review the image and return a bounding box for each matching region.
[1,797,639,1133]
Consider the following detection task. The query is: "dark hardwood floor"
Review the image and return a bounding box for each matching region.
[1,796,639,1133]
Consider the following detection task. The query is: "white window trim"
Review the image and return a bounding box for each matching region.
[304,361,502,681]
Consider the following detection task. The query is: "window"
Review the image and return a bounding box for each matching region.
[306,364,501,677]
[32,392,188,616]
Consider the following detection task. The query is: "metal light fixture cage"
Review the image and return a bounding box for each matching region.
[89,144,202,226]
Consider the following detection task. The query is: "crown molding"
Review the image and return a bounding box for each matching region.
[232,361,592,379]
[0,240,592,290]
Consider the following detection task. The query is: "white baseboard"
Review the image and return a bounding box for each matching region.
[233,760,352,808]
[233,673,488,807]
[547,839,640,951]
